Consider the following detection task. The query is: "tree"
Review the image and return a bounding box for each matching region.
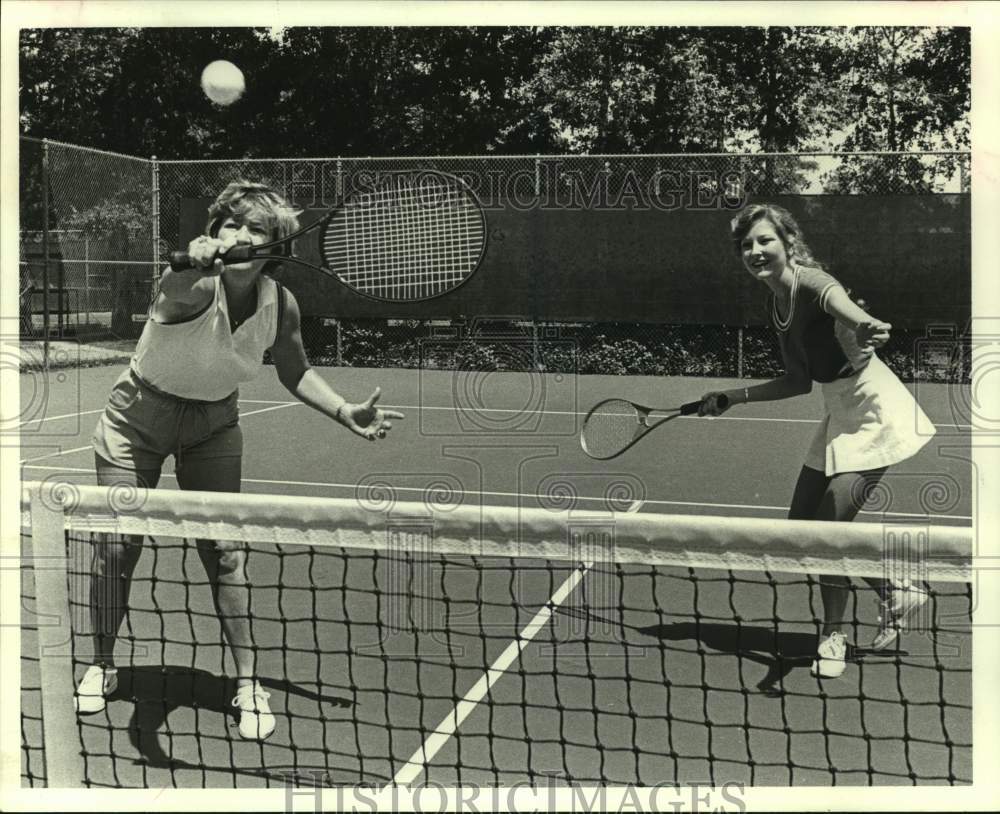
[266,27,562,156]
[19,25,969,166]
[631,27,743,153]
[20,29,138,146]
[823,27,969,192]
[20,27,280,158]
[528,27,653,153]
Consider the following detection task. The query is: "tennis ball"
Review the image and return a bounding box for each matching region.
[201,60,245,106]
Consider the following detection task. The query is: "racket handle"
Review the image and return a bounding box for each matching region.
[168,245,254,272]
[680,394,730,415]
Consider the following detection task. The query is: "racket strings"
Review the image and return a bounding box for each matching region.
[581,399,646,459]
[323,179,485,299]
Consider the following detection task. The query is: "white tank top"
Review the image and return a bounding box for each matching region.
[133,275,280,401]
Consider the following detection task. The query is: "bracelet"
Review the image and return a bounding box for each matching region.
[744,387,750,404]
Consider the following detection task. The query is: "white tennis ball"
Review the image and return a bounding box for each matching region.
[201,60,245,106]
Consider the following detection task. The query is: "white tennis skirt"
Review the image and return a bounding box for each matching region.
[804,355,936,475]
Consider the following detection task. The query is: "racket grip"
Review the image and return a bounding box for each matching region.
[169,246,253,272]
[680,394,729,416]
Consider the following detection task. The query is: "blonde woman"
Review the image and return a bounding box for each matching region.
[79,181,404,738]
[702,203,934,678]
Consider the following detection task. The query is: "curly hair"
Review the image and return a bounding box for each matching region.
[205,180,301,271]
[729,203,822,269]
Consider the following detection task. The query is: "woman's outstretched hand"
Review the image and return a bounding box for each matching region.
[337,387,405,440]
[855,319,891,350]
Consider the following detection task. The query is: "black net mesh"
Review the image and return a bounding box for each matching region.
[20,484,973,788]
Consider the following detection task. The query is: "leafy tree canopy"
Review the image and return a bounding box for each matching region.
[20,26,969,158]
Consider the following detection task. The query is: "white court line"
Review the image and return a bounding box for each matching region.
[17,402,299,464]
[12,400,299,430]
[16,465,974,523]
[393,561,590,786]
[13,399,974,431]
[11,407,106,428]
[386,404,971,431]
[238,402,302,418]
[401,404,969,430]
[21,445,95,464]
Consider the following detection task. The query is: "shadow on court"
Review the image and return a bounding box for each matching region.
[637,622,818,695]
[100,665,356,783]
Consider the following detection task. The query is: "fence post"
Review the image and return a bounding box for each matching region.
[532,320,541,370]
[41,140,50,369]
[533,157,542,369]
[336,319,343,367]
[151,155,160,292]
[737,326,744,378]
[84,236,91,328]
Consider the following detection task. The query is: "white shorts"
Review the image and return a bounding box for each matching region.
[804,355,936,476]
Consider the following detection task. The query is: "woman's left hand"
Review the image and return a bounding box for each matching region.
[855,319,892,349]
[337,387,405,440]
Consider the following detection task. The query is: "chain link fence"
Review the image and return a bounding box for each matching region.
[19,138,157,369]
[21,139,970,381]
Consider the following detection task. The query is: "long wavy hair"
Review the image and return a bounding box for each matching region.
[729,204,823,269]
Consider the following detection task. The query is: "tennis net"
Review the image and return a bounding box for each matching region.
[20,480,973,788]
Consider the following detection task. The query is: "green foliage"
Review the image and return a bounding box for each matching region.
[19,26,969,160]
[62,201,148,240]
[292,321,962,383]
[821,27,970,193]
[577,337,655,375]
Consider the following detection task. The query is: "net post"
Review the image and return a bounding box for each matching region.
[41,140,50,369]
[27,484,85,787]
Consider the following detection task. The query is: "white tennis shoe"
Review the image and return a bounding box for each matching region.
[232,681,275,740]
[810,632,848,678]
[872,582,929,651]
[74,664,118,714]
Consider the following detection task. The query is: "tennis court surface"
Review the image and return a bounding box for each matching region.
[18,366,974,789]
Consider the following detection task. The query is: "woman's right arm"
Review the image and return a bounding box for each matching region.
[700,374,811,415]
[151,237,225,318]
[157,266,216,304]
[739,375,812,403]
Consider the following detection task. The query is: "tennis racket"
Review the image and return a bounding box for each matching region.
[169,170,487,302]
[580,395,729,460]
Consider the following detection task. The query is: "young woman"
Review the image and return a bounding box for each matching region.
[78,180,405,738]
[701,203,934,678]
